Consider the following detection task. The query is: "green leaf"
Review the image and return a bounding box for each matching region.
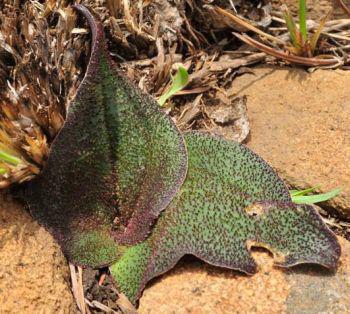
[111,132,340,303]
[282,5,300,49]
[0,167,7,175]
[290,186,318,197]
[157,66,189,107]
[0,149,21,166]
[299,0,308,41]
[292,188,341,205]
[24,5,187,267]
[21,6,340,303]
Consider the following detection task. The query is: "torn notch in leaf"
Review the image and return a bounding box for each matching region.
[23,4,187,267]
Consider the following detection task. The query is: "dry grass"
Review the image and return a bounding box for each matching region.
[0,0,86,186]
[215,6,350,67]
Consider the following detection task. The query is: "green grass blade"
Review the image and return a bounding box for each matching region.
[290,186,318,197]
[0,150,21,166]
[158,66,189,107]
[299,0,308,41]
[282,5,299,48]
[0,168,8,175]
[292,188,341,205]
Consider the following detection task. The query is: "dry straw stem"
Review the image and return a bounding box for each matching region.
[215,6,285,45]
[84,290,136,314]
[233,33,343,67]
[70,264,88,314]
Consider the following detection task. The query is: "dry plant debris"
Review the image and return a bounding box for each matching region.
[215,6,350,67]
[0,0,87,186]
[337,0,350,17]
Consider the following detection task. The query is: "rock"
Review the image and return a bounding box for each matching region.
[138,237,350,313]
[0,193,75,313]
[205,96,250,143]
[229,67,350,219]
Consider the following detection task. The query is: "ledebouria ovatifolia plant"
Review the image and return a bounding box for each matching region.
[20,5,340,305]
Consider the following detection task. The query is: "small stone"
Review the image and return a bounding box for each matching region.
[210,106,237,125]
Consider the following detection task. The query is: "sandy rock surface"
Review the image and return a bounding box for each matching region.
[139,237,350,313]
[229,67,350,219]
[0,193,75,313]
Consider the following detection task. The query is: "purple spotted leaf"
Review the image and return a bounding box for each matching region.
[20,5,340,305]
[24,5,187,267]
[110,132,340,303]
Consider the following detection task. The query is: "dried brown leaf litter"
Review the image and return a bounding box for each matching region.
[0,1,87,186]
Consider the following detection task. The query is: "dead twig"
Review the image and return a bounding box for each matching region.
[215,6,285,45]
[85,299,119,314]
[116,293,137,314]
[233,33,343,67]
[70,264,87,314]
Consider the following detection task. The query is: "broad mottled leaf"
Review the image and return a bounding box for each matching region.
[24,5,187,267]
[110,132,340,303]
